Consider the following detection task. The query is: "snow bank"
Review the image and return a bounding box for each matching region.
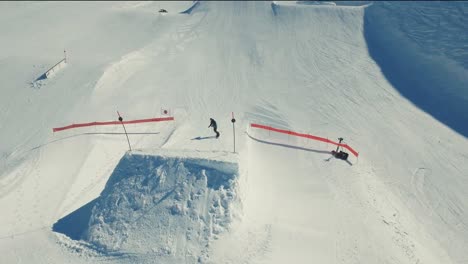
[363,3,468,261]
[55,150,239,262]
[364,2,468,137]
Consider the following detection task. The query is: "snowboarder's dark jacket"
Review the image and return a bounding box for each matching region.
[208,118,217,129]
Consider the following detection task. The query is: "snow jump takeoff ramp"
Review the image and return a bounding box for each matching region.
[53,150,239,261]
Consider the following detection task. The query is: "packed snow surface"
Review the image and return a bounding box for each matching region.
[0,1,467,264]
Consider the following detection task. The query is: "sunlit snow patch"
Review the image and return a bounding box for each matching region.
[296,1,336,6]
[54,150,239,261]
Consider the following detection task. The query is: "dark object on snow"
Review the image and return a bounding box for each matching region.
[231,114,236,153]
[208,118,220,138]
[332,137,349,160]
[159,9,168,13]
[332,150,349,160]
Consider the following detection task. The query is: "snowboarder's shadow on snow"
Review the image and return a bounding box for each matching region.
[191,136,217,140]
[246,132,353,166]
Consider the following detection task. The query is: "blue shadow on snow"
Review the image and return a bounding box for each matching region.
[363,4,468,137]
[180,1,200,14]
[35,73,47,82]
[246,132,353,165]
[52,198,97,240]
[191,135,217,140]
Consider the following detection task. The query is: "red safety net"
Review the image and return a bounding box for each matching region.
[251,123,359,157]
[53,117,174,132]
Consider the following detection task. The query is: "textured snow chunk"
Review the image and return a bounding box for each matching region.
[75,152,240,258]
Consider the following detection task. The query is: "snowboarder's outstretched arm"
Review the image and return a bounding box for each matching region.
[208,118,215,128]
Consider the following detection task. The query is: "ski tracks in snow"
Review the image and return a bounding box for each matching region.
[206,221,272,264]
[0,149,54,240]
[328,162,446,264]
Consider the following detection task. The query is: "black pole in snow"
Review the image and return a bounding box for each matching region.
[117,111,132,152]
[231,112,236,153]
[336,137,344,152]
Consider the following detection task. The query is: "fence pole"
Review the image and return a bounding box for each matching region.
[231,112,236,153]
[117,111,132,152]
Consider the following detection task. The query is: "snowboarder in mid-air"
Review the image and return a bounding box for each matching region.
[208,118,220,138]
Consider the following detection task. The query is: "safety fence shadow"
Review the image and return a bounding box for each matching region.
[30,132,160,151]
[246,132,353,166]
[246,132,331,155]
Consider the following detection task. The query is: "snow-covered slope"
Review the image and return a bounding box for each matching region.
[0,1,467,264]
[365,1,468,137]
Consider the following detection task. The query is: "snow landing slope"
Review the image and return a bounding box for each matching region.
[0,1,467,264]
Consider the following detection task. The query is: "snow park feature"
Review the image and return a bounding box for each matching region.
[53,150,239,262]
[1,1,467,264]
[32,50,67,88]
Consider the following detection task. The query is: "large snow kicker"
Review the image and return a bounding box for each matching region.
[54,150,239,262]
